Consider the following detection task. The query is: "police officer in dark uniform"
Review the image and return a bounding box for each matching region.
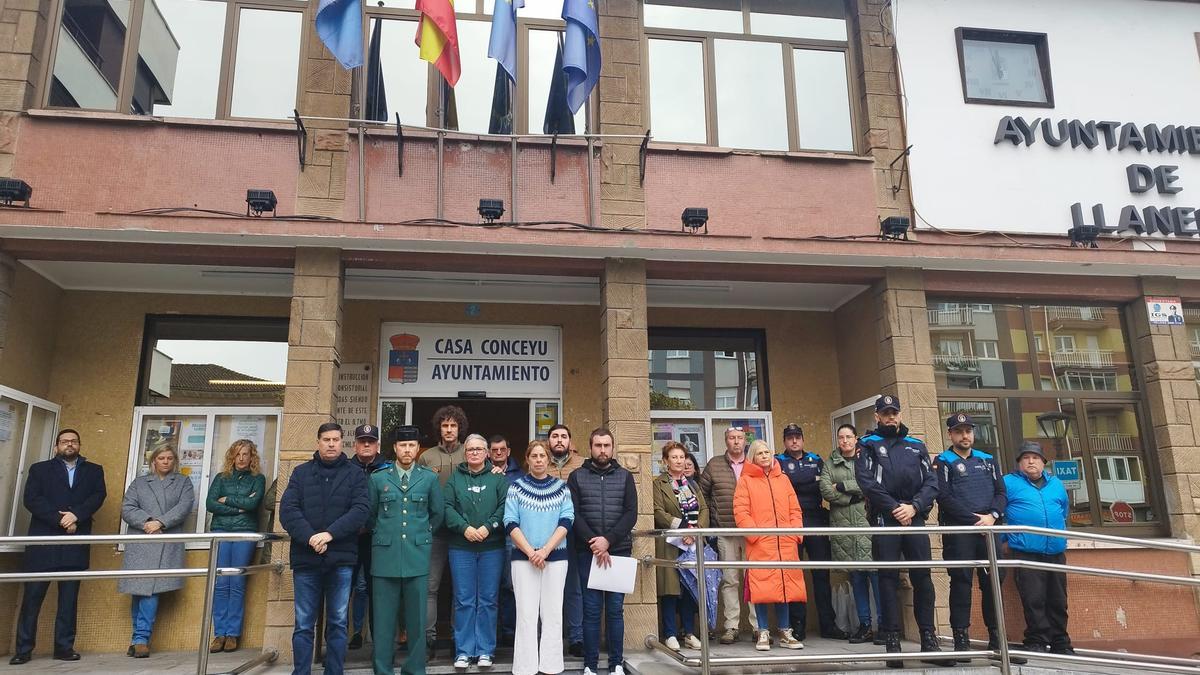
[775,423,845,641]
[855,395,950,668]
[934,413,1024,664]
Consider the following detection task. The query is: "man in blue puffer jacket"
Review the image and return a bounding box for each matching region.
[1002,441,1074,656]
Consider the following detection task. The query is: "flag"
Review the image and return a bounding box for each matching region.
[415,0,461,87]
[562,0,600,113]
[316,0,363,70]
[365,17,387,121]
[442,78,459,130]
[488,63,512,134]
[543,40,574,135]
[488,0,522,81]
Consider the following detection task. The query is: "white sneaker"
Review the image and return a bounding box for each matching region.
[683,634,702,650]
[612,666,625,675]
[756,629,771,651]
[477,655,493,668]
[453,655,469,669]
[583,668,597,675]
[664,636,681,651]
[777,628,804,650]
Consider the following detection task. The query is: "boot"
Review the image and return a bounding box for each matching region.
[952,628,971,663]
[988,628,1027,665]
[920,629,955,667]
[884,631,903,669]
[848,623,874,644]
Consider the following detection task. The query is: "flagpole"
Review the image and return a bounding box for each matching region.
[436,75,446,220]
[356,15,371,222]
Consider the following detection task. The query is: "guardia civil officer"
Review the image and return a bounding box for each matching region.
[369,425,444,675]
[855,395,950,668]
[933,413,1023,664]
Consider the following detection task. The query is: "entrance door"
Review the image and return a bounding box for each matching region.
[412,398,531,455]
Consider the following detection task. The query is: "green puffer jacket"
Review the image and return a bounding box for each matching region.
[207,469,267,532]
[818,451,872,562]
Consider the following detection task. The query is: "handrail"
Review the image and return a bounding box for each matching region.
[0,532,284,675]
[634,524,1200,675]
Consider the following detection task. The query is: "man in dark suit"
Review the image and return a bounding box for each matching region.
[11,428,107,665]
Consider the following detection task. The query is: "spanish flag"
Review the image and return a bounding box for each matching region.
[415,0,461,87]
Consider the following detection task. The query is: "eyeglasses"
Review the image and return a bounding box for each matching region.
[725,426,744,433]
[58,439,80,446]
[465,447,488,453]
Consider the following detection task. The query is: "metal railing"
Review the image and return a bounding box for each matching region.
[927,307,974,326]
[635,524,1200,675]
[0,532,284,675]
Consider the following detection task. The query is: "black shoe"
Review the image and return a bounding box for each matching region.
[848,624,874,644]
[821,627,850,640]
[348,633,363,650]
[52,650,80,661]
[568,642,583,658]
[1050,644,1076,655]
[920,629,955,667]
[884,631,903,669]
[952,628,971,663]
[791,627,807,643]
[9,653,31,665]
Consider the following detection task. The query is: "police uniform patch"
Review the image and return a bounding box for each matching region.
[788,462,796,471]
[957,463,967,474]
[879,448,888,457]
[956,414,966,424]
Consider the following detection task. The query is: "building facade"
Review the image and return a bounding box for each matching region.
[0,0,1196,662]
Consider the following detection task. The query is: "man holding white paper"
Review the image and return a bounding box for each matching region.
[568,428,638,675]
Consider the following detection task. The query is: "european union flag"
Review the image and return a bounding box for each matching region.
[316,0,363,70]
[562,0,600,114]
[488,0,523,81]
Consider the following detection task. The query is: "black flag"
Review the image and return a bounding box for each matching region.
[365,17,387,121]
[488,63,513,134]
[543,40,575,135]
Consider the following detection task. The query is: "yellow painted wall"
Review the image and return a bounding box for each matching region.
[0,263,64,398]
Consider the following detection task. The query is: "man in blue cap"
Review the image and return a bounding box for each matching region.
[855,395,948,668]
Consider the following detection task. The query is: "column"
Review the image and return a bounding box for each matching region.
[597,0,647,230]
[296,15,353,218]
[262,247,345,657]
[599,258,656,645]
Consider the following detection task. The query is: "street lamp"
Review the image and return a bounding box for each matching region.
[1036,411,1072,441]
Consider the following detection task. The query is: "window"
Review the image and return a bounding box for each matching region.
[1034,332,1045,352]
[47,0,305,119]
[1054,335,1076,352]
[978,340,999,360]
[955,27,1053,107]
[649,329,766,411]
[644,0,854,152]
[651,414,773,468]
[927,301,1026,389]
[0,387,60,545]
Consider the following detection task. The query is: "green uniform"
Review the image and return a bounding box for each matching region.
[368,463,444,675]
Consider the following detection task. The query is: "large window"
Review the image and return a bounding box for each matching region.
[644,0,854,152]
[931,299,1158,532]
[46,0,305,120]
[0,387,60,546]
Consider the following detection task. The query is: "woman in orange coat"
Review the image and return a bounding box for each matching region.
[734,439,807,652]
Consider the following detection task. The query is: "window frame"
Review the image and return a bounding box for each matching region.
[0,386,61,549]
[641,0,859,153]
[39,0,307,120]
[648,327,770,412]
[954,26,1055,109]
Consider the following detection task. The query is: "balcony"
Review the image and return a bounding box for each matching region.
[1090,433,1137,453]
[932,353,980,371]
[1051,349,1114,368]
[927,307,974,327]
[1190,342,1200,358]
[1045,306,1106,322]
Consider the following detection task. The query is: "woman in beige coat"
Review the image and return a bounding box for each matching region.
[653,441,709,652]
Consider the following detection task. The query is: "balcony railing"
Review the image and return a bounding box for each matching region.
[1190,342,1200,358]
[1090,433,1136,453]
[927,307,974,326]
[933,353,980,371]
[1052,349,1114,368]
[1045,306,1106,322]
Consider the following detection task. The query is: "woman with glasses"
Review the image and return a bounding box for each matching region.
[444,434,508,669]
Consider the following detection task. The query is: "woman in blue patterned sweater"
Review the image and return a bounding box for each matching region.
[504,439,574,675]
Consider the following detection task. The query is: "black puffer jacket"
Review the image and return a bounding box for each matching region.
[567,458,637,556]
[280,452,370,571]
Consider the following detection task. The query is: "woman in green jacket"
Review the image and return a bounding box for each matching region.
[206,439,266,653]
[819,423,881,645]
[444,434,508,669]
[652,441,709,652]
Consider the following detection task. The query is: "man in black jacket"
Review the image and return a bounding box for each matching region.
[568,428,637,675]
[855,395,949,668]
[348,424,390,649]
[11,429,106,665]
[280,422,370,675]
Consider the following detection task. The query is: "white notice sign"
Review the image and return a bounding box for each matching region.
[1146,296,1184,325]
[336,363,373,453]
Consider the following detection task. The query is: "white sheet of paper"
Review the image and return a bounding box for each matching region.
[666,536,693,552]
[586,555,638,594]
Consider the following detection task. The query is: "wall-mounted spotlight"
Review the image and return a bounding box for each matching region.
[879,215,910,241]
[0,178,32,207]
[1067,225,1100,248]
[681,207,709,234]
[246,189,278,217]
[478,199,505,223]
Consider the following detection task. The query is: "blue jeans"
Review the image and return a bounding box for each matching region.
[850,571,883,626]
[754,602,789,631]
[660,593,697,639]
[564,539,583,643]
[292,566,353,675]
[576,552,624,671]
[130,594,159,645]
[213,538,256,637]
[448,547,504,659]
[498,541,516,640]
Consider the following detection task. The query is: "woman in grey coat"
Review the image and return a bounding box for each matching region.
[119,445,195,658]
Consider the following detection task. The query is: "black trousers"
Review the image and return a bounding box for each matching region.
[1011,550,1071,650]
[788,509,837,635]
[873,517,935,633]
[16,580,80,654]
[943,532,1003,630]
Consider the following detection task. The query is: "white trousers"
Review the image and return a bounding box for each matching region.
[511,559,568,675]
